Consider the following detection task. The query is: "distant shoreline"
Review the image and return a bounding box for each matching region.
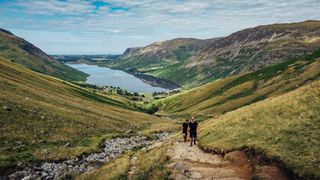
[65,62,181,91]
[124,69,181,90]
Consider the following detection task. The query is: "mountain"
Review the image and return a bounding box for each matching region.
[0,58,173,169]
[0,28,87,82]
[187,20,320,75]
[199,80,320,179]
[109,38,217,71]
[149,49,320,116]
[111,20,320,87]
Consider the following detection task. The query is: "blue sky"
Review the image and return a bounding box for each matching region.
[0,0,320,54]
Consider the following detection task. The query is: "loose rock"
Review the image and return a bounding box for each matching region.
[8,132,170,179]
[3,105,11,111]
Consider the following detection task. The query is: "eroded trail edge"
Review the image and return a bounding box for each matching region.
[167,141,288,180]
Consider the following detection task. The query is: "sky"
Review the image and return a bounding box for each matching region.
[0,0,320,54]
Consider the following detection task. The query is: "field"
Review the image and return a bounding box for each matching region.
[0,58,175,169]
[199,81,320,178]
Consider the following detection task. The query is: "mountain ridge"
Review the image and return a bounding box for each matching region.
[0,28,88,82]
[109,20,320,87]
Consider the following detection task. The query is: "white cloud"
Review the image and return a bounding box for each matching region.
[1,0,320,54]
[14,0,95,15]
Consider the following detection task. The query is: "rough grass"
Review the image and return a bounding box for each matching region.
[199,81,320,178]
[77,142,171,180]
[77,153,131,180]
[150,54,320,116]
[0,58,175,168]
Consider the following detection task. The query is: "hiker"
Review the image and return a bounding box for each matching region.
[182,119,189,142]
[189,117,198,146]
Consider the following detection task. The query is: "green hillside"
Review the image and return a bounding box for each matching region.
[0,58,174,168]
[150,50,320,117]
[108,21,320,87]
[0,28,87,82]
[199,80,320,178]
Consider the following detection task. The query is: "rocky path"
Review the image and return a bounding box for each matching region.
[7,133,289,180]
[7,133,169,180]
[167,141,287,180]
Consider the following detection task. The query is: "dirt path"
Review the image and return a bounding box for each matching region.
[167,141,287,180]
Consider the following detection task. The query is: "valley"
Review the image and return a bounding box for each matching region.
[0,20,320,179]
[0,58,175,175]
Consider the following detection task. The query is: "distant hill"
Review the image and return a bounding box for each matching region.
[150,49,320,116]
[108,38,218,71]
[0,58,173,169]
[0,28,87,82]
[112,20,320,87]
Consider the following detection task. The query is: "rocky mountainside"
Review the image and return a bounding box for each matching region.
[188,20,320,72]
[111,20,320,87]
[0,28,87,82]
[112,38,218,70]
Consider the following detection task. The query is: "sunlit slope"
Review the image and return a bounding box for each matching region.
[151,51,320,116]
[199,80,320,179]
[0,58,173,167]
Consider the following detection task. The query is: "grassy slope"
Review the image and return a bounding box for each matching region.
[0,29,87,82]
[150,52,320,117]
[199,80,320,178]
[0,58,174,168]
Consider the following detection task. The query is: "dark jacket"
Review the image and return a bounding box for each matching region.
[182,122,188,133]
[189,121,198,132]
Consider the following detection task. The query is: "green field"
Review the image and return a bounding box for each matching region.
[199,80,320,179]
[0,58,175,168]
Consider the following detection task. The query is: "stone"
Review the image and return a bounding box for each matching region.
[7,132,170,180]
[64,142,71,147]
[3,105,11,111]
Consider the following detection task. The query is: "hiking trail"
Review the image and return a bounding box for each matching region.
[167,140,287,180]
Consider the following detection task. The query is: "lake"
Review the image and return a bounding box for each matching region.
[67,63,173,93]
